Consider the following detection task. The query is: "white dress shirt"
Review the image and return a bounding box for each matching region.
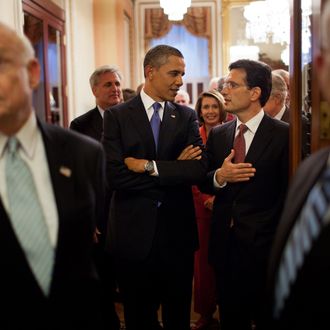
[97,105,106,118]
[274,105,286,120]
[140,89,166,176]
[0,112,59,247]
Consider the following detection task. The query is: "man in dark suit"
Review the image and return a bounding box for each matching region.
[70,65,122,140]
[70,65,122,330]
[201,59,289,330]
[0,22,105,329]
[264,2,330,329]
[264,72,310,159]
[102,44,207,330]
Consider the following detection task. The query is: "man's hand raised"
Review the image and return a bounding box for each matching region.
[215,149,256,186]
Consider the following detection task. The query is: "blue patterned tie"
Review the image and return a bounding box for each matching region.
[5,137,54,295]
[151,102,161,151]
[274,166,330,318]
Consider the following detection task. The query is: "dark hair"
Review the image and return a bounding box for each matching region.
[143,45,184,77]
[122,88,137,101]
[195,90,227,124]
[229,59,272,107]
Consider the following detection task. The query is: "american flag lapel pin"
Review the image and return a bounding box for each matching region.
[59,166,72,178]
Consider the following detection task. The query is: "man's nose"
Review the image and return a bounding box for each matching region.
[175,75,183,86]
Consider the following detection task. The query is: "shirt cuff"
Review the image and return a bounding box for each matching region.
[150,160,159,176]
[213,169,227,188]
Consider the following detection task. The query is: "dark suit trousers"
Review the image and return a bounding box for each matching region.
[93,244,121,330]
[116,209,194,330]
[216,228,266,330]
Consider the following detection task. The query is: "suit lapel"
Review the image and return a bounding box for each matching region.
[157,102,178,158]
[245,115,274,164]
[225,120,236,154]
[126,96,157,156]
[38,121,75,266]
[91,108,103,139]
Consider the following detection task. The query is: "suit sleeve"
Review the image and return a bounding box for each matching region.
[197,127,220,195]
[69,119,80,132]
[156,109,208,185]
[93,144,107,235]
[102,109,159,192]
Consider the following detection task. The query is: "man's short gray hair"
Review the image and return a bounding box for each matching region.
[89,65,123,88]
[271,73,288,102]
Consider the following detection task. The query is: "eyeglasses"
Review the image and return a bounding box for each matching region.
[221,81,248,90]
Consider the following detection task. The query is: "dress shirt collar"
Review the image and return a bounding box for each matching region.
[236,109,264,134]
[97,105,105,118]
[140,88,166,112]
[275,105,286,120]
[0,111,37,160]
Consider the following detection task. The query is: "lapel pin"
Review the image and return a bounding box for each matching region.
[59,166,72,178]
[170,114,176,118]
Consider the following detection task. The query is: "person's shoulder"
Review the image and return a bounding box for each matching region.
[171,102,194,113]
[44,122,102,151]
[109,95,141,114]
[264,113,289,131]
[212,119,235,135]
[299,147,330,172]
[70,107,98,125]
[169,102,197,120]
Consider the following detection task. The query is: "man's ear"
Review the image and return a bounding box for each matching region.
[145,65,154,80]
[250,86,261,102]
[27,58,41,89]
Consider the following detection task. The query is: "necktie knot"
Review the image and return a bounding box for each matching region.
[153,102,161,112]
[238,124,248,134]
[7,137,19,155]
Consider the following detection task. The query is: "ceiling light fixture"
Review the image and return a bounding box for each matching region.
[160,0,192,21]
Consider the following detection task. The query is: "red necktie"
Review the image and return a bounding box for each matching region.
[233,124,248,163]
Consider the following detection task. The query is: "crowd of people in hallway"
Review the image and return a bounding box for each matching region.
[1,1,330,329]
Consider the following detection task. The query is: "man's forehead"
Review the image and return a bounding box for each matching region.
[101,72,120,81]
[227,68,246,81]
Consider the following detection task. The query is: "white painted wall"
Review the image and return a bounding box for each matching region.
[0,0,23,32]
[66,0,96,121]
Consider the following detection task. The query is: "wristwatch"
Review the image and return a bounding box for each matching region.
[144,160,155,174]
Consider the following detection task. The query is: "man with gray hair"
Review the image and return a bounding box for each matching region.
[272,69,290,107]
[70,65,122,330]
[263,73,288,120]
[264,72,310,158]
[70,65,122,140]
[263,2,330,329]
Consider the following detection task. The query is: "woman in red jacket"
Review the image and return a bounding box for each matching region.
[192,90,226,330]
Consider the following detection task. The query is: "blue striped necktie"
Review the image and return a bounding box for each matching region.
[274,166,330,318]
[5,137,54,295]
[151,102,161,151]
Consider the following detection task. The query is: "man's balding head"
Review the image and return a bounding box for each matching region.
[0,22,40,135]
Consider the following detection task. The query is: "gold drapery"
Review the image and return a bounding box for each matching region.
[144,7,212,75]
